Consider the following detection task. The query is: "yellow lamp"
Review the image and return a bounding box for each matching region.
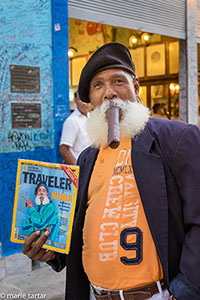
[129,35,138,48]
[141,33,151,45]
[175,84,180,93]
[68,47,77,58]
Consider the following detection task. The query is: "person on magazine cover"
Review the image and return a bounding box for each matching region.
[23,43,200,300]
[22,182,58,240]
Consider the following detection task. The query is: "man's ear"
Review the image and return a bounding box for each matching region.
[89,103,94,111]
[134,77,140,96]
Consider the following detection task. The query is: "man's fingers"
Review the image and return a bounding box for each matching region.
[29,249,55,262]
[30,249,46,261]
[23,231,41,254]
[23,231,54,262]
[41,250,55,262]
[34,231,50,247]
[27,231,50,257]
[23,231,50,258]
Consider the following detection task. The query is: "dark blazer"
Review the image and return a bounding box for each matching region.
[49,118,200,300]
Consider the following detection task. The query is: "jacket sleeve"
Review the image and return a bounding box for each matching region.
[169,125,200,300]
[47,252,67,272]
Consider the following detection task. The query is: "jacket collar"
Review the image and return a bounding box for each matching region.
[132,122,154,153]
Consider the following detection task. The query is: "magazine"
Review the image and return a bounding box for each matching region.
[11,159,79,254]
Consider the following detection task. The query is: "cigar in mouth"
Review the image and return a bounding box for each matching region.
[107,102,120,149]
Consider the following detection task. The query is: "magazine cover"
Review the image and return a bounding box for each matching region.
[11,159,79,254]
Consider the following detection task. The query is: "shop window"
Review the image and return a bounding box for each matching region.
[151,84,169,118]
[151,85,168,107]
[139,86,147,106]
[169,42,179,74]
[169,83,180,119]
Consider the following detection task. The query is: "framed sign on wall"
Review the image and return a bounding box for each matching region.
[146,44,166,76]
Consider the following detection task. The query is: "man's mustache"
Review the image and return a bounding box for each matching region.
[86,99,150,149]
[35,195,50,205]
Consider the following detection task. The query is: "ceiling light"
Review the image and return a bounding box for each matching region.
[129,35,138,48]
[169,83,175,91]
[68,47,77,58]
[141,33,151,45]
[175,84,180,93]
[170,83,180,96]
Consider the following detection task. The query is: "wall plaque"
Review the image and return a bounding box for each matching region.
[10,65,40,93]
[11,103,41,129]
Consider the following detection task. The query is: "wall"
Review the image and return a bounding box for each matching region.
[69,18,163,56]
[0,0,69,256]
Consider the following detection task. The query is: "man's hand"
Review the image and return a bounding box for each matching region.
[23,231,55,262]
[45,225,51,232]
[22,195,34,208]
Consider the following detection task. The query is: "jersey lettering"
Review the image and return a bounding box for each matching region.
[120,227,143,265]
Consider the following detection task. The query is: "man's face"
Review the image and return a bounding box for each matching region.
[89,69,139,108]
[76,97,89,116]
[37,186,48,196]
[37,186,49,204]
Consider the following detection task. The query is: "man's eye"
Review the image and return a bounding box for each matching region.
[94,82,102,88]
[115,79,124,84]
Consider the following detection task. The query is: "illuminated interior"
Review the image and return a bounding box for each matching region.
[68,18,200,119]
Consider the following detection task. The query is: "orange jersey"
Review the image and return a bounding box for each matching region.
[82,137,163,290]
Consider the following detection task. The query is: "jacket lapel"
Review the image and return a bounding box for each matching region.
[131,126,169,280]
[75,147,99,222]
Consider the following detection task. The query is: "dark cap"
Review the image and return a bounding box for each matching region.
[78,42,136,103]
[35,182,49,195]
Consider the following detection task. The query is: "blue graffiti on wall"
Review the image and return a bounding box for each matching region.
[0,0,69,256]
[6,129,53,152]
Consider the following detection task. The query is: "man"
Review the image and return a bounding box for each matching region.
[152,103,170,119]
[22,182,58,240]
[59,91,91,165]
[23,43,200,300]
